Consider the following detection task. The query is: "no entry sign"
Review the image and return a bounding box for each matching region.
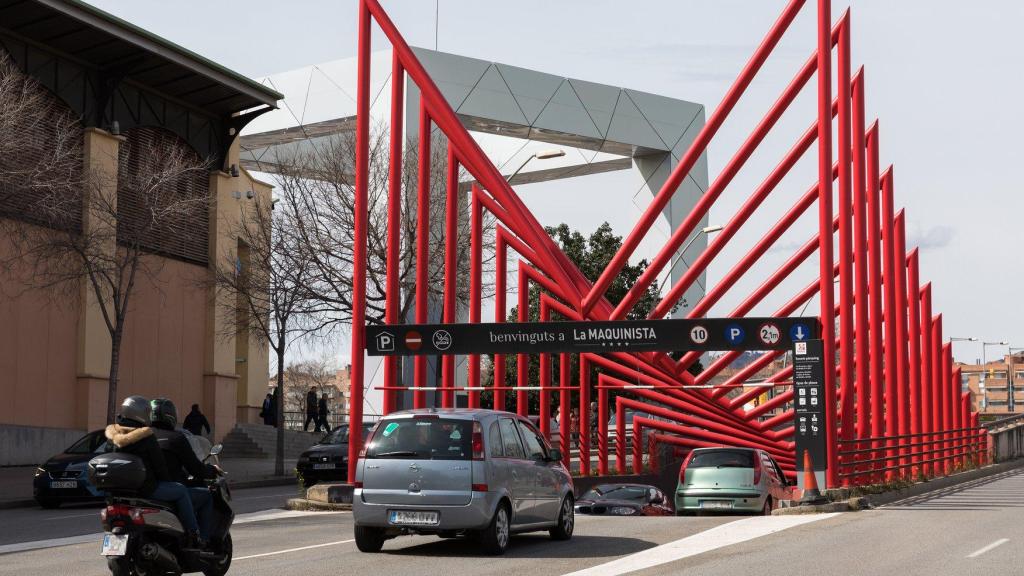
[366,317,820,356]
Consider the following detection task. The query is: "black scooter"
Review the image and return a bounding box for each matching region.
[90,444,234,576]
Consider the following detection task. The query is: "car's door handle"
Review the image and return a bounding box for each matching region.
[511,470,518,479]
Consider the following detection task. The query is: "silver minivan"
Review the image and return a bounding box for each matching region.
[352,408,575,555]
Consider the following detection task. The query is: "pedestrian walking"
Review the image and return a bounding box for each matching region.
[182,404,211,437]
[570,408,580,450]
[304,388,318,431]
[317,393,331,433]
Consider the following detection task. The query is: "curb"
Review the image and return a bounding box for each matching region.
[772,496,868,515]
[285,498,351,512]
[0,498,38,510]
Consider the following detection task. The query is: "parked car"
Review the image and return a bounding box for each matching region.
[353,408,574,555]
[33,429,109,508]
[674,447,794,516]
[575,483,673,516]
[296,422,376,487]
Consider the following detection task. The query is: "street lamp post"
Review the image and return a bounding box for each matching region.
[655,224,724,296]
[506,149,565,184]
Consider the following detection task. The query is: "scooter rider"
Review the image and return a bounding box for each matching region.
[105,396,204,549]
[149,398,219,547]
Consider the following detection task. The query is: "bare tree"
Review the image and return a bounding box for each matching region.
[213,194,320,476]
[268,127,496,338]
[1,53,210,424]
[283,356,341,428]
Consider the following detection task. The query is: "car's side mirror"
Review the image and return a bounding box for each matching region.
[210,444,223,456]
[548,448,562,462]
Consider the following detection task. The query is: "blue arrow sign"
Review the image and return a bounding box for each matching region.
[724,323,746,346]
[790,323,810,342]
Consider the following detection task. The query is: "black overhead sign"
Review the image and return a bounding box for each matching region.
[793,338,827,474]
[365,317,819,356]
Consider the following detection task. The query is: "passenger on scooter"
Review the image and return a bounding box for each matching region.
[150,398,219,546]
[104,396,203,549]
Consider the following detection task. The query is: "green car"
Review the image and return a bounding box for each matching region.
[675,447,793,516]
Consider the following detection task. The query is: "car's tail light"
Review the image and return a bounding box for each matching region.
[471,483,488,492]
[752,454,763,485]
[679,451,696,483]
[472,421,484,461]
[354,481,363,489]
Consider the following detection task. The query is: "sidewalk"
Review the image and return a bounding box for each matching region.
[0,457,298,510]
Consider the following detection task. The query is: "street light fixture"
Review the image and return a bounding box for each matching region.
[506,149,566,184]
[655,224,724,295]
[982,340,1009,366]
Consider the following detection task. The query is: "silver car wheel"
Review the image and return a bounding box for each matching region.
[496,507,510,549]
[562,498,574,535]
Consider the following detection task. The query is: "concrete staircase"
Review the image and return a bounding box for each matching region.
[221,423,325,459]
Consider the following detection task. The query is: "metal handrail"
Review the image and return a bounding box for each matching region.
[835,427,984,444]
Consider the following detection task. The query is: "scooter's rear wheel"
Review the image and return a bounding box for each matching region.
[202,533,232,576]
[106,557,132,576]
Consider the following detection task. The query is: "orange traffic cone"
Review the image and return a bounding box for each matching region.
[799,449,827,505]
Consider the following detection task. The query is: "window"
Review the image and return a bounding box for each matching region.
[1015,371,1024,380]
[990,371,1008,380]
[488,421,504,458]
[498,418,525,459]
[689,449,755,468]
[516,419,548,460]
[364,418,473,460]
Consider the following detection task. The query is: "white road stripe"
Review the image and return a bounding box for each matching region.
[0,510,344,555]
[562,514,840,576]
[235,539,355,560]
[967,538,1009,558]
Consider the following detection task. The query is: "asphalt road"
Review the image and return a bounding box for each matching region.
[1,468,1021,576]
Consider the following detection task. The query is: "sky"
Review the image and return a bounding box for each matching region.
[86,0,1024,366]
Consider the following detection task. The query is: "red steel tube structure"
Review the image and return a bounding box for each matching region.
[347,0,984,486]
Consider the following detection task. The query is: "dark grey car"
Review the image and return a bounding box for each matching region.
[352,408,575,555]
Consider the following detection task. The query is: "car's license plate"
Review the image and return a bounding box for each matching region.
[389,510,439,526]
[700,500,733,510]
[50,480,77,489]
[312,463,336,470]
[101,533,128,556]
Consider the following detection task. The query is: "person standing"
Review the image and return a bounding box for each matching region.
[182,404,211,437]
[304,388,318,431]
[570,408,580,450]
[260,393,274,426]
[317,393,331,433]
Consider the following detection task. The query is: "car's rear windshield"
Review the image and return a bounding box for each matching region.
[364,418,473,460]
[689,449,755,468]
[581,485,649,503]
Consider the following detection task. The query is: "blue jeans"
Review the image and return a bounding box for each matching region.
[188,487,213,541]
[150,481,199,535]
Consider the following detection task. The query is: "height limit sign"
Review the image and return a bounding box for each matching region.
[792,339,827,489]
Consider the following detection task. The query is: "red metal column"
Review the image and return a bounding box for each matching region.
[881,168,897,478]
[816,0,839,488]
[539,304,551,438]
[931,314,943,474]
[468,187,482,409]
[851,70,870,482]
[413,100,431,409]
[579,356,591,476]
[906,251,923,474]
[559,353,570,469]
[598,384,609,475]
[382,52,404,416]
[952,367,963,468]
[865,123,884,481]
[516,266,528,416]
[836,18,856,478]
[919,285,933,476]
[942,343,953,472]
[893,212,910,476]
[441,145,458,408]
[493,240,506,411]
[616,402,626,474]
[347,0,370,483]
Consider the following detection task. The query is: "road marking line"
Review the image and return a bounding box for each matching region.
[562,513,840,576]
[967,538,1009,558]
[235,539,355,560]
[0,510,343,555]
[45,511,103,521]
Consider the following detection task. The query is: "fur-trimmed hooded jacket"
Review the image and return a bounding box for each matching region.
[105,423,171,494]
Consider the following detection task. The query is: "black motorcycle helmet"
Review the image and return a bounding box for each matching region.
[117,396,151,427]
[150,397,178,430]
